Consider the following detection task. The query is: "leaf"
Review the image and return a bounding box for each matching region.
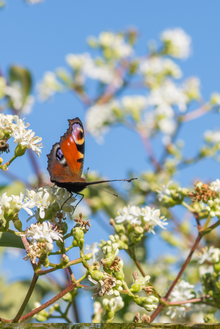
[0,232,24,249]
[9,65,32,100]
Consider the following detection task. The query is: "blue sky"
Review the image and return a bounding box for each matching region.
[1,0,220,323]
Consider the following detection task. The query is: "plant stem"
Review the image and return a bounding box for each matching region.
[12,273,39,323]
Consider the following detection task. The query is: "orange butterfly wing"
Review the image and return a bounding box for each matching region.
[47,118,86,187]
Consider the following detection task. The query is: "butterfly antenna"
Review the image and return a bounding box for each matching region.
[90,185,118,197]
[85,167,90,180]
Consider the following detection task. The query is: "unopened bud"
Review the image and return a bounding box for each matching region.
[15,144,26,157]
[61,254,69,266]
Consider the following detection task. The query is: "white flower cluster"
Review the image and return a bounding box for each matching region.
[147,80,188,113]
[85,242,102,263]
[88,31,133,59]
[22,221,63,264]
[166,280,195,319]
[66,53,122,87]
[115,205,168,234]
[210,179,220,193]
[161,28,191,59]
[37,72,64,101]
[0,77,34,113]
[23,221,63,243]
[83,273,122,299]
[121,95,148,116]
[139,56,182,87]
[0,114,42,156]
[103,296,124,313]
[85,100,119,142]
[157,182,172,202]
[0,185,76,221]
[86,76,199,141]
[23,185,76,219]
[202,179,220,218]
[204,130,220,144]
[197,246,220,265]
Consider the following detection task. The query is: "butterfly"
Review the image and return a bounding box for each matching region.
[47,117,137,195]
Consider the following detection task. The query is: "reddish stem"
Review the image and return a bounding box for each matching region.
[150,233,202,322]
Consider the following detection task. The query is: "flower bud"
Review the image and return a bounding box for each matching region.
[84,252,93,261]
[62,292,73,302]
[4,209,14,221]
[61,254,69,266]
[35,314,48,322]
[72,227,84,249]
[13,218,23,231]
[54,303,61,311]
[14,144,26,157]
[49,306,55,314]
[88,269,105,281]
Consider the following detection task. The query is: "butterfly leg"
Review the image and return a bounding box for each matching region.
[74,193,84,208]
[61,192,74,210]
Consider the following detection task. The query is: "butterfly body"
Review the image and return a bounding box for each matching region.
[47,117,137,193]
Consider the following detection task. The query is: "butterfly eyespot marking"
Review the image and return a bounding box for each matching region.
[56,146,67,166]
[72,124,84,145]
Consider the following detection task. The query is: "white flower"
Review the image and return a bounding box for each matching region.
[23,222,63,243]
[197,246,220,264]
[0,113,15,130]
[66,53,122,87]
[11,192,31,214]
[82,274,116,298]
[0,192,12,215]
[141,207,168,234]
[98,32,133,59]
[166,280,195,319]
[2,115,43,156]
[37,72,64,101]
[85,100,119,142]
[210,179,220,193]
[139,56,182,86]
[85,242,101,263]
[183,77,201,101]
[157,182,172,202]
[4,82,35,113]
[210,93,220,106]
[161,28,191,59]
[66,53,91,70]
[24,241,53,264]
[115,205,142,225]
[147,80,188,113]
[12,127,42,156]
[121,95,148,115]
[23,188,50,218]
[115,205,168,233]
[102,296,124,312]
[204,130,220,144]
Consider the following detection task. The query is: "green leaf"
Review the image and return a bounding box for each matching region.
[0,232,24,249]
[9,65,32,100]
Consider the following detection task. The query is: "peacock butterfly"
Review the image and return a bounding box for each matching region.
[47,117,136,194]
